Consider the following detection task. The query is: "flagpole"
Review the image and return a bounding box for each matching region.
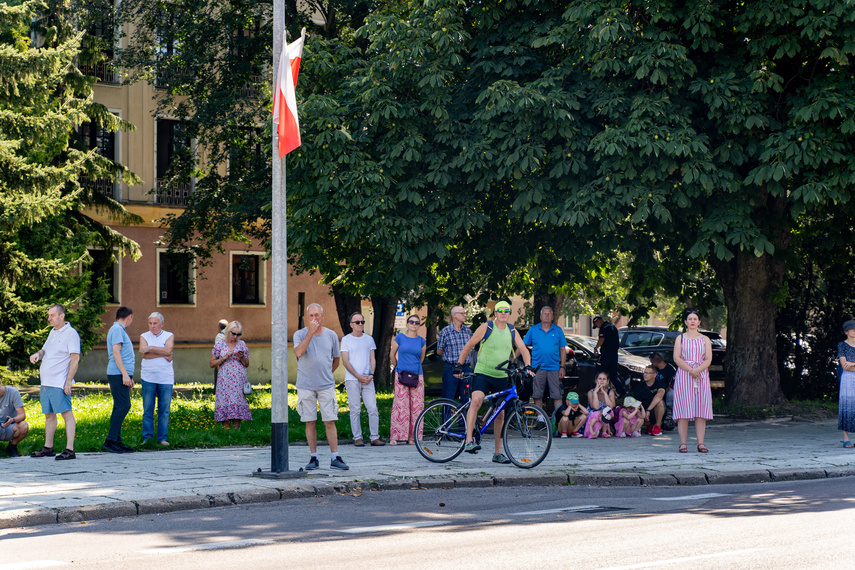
[254,0,302,478]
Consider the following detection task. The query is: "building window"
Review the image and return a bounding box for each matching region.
[79,121,117,198]
[231,253,265,306]
[298,292,305,330]
[157,250,195,305]
[79,0,117,84]
[564,315,576,330]
[155,118,193,205]
[86,248,120,304]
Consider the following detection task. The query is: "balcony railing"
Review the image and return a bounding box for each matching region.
[80,175,115,199]
[78,61,118,84]
[155,179,192,206]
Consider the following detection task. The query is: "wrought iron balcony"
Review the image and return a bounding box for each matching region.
[155,179,192,206]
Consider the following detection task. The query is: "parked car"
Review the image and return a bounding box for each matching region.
[422,331,648,408]
[563,334,649,407]
[617,325,726,389]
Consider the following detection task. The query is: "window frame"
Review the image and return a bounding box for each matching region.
[229,250,267,308]
[156,247,197,307]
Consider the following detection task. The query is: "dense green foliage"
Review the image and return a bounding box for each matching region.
[118,0,855,405]
[0,0,142,372]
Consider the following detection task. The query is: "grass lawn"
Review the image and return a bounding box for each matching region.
[11,384,404,455]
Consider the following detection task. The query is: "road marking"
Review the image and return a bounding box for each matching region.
[653,493,731,501]
[0,562,69,569]
[599,548,765,569]
[512,505,602,515]
[339,521,452,534]
[139,539,273,554]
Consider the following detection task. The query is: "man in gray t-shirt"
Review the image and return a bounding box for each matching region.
[293,302,348,471]
[0,383,29,457]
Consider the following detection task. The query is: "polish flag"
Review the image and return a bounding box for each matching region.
[273,28,305,158]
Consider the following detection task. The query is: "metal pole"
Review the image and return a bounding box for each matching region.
[270,0,289,471]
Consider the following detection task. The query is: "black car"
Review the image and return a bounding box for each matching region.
[618,326,726,389]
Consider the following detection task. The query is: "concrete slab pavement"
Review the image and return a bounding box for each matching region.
[2,418,854,529]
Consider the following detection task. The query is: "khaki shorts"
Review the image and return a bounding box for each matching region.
[297,387,339,422]
[532,369,563,399]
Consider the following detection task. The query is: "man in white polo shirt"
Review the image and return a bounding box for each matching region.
[29,304,80,460]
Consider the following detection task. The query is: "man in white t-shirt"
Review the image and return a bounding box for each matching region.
[340,312,384,447]
[140,312,175,447]
[28,304,80,460]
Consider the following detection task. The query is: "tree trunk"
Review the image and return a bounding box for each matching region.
[331,284,362,338]
[533,290,565,326]
[713,250,787,406]
[371,296,397,390]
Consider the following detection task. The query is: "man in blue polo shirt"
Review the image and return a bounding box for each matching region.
[523,306,567,411]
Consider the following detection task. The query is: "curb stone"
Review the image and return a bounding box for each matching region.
[672,472,708,486]
[705,470,771,485]
[768,468,827,482]
[3,469,855,530]
[57,501,138,523]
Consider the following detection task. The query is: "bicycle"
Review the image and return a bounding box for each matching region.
[413,360,552,468]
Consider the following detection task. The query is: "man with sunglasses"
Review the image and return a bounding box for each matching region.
[294,303,348,470]
[436,306,473,405]
[454,301,533,464]
[340,312,384,447]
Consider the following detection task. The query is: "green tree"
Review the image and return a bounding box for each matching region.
[0,0,141,371]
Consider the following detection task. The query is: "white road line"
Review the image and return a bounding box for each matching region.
[139,538,274,554]
[0,562,69,570]
[512,505,602,516]
[338,520,452,534]
[653,493,731,501]
[599,548,765,569]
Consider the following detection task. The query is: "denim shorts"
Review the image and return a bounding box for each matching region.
[40,386,72,415]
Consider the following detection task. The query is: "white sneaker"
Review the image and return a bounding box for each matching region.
[631,430,641,437]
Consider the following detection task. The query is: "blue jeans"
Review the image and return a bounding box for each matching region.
[442,363,471,405]
[141,381,173,442]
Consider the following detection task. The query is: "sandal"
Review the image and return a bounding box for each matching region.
[55,449,76,460]
[678,444,688,453]
[30,446,55,458]
[389,440,397,446]
[697,443,709,453]
[844,440,853,448]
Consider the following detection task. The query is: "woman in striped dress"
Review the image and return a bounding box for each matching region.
[672,310,713,453]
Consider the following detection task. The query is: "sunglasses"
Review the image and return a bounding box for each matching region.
[686,310,699,316]
[231,332,242,337]
[495,309,511,314]
[351,320,365,325]
[407,320,421,325]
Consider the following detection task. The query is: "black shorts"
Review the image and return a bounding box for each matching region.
[471,373,509,396]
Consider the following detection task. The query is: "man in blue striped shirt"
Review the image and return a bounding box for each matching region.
[436,306,473,404]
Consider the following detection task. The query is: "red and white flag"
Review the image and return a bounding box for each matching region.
[272,28,305,158]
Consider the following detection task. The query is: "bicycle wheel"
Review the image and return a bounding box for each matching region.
[414,399,467,463]
[502,402,552,468]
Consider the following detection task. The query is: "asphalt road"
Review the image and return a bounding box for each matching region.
[3,477,854,569]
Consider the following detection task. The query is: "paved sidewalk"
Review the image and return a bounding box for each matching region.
[2,419,853,529]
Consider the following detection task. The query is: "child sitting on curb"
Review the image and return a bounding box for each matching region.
[615,397,645,437]
[584,406,614,439]
[555,392,588,438]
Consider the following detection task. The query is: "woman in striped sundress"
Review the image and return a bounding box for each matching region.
[672,310,713,453]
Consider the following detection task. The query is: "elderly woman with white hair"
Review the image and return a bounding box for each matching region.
[210,320,252,429]
[139,312,175,446]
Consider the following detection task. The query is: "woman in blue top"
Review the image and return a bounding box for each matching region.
[838,320,855,448]
[389,315,426,445]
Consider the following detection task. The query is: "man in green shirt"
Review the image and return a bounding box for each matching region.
[455,301,532,464]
